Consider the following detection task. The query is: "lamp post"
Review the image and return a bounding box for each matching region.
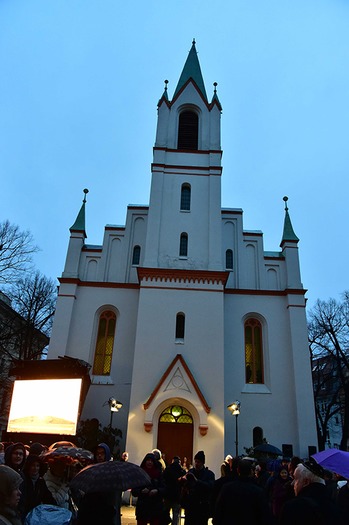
[227,401,241,457]
[107,397,123,430]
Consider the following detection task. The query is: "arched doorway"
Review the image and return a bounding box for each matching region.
[157,405,194,466]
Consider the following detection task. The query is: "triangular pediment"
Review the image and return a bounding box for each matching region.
[143,354,210,413]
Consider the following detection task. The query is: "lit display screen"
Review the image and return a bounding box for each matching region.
[7,378,82,435]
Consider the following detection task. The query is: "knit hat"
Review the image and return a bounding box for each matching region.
[0,465,22,500]
[29,442,47,456]
[194,450,205,464]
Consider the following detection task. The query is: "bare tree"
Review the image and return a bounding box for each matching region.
[0,220,38,285]
[7,271,57,359]
[308,295,349,450]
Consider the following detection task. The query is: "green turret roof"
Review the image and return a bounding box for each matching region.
[70,189,89,236]
[281,196,299,244]
[173,40,207,101]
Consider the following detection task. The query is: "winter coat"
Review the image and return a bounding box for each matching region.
[280,482,344,525]
[180,466,215,525]
[132,453,166,521]
[163,462,186,502]
[214,477,272,525]
[20,474,56,517]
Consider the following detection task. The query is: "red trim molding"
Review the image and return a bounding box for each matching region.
[138,268,229,286]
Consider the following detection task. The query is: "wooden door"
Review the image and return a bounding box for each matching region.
[157,421,193,466]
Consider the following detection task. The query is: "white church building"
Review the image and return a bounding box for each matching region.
[48,41,318,472]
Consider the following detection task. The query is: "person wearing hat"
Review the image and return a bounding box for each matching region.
[4,443,26,473]
[20,454,56,519]
[132,452,166,525]
[0,465,22,525]
[279,459,344,525]
[179,451,214,525]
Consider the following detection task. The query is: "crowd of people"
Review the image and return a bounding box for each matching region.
[0,440,348,525]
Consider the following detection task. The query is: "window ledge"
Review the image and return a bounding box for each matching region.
[91,375,115,385]
[180,210,191,213]
[175,339,184,345]
[242,384,271,394]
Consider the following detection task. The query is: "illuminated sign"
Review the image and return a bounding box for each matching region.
[7,378,82,435]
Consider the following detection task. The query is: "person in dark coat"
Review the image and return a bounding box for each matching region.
[214,459,272,525]
[20,454,56,518]
[279,460,344,525]
[4,443,26,473]
[0,465,23,525]
[163,456,186,525]
[180,450,215,525]
[132,452,166,525]
[211,462,234,523]
[77,442,121,525]
[269,465,291,520]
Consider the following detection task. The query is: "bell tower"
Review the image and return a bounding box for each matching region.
[143,40,223,271]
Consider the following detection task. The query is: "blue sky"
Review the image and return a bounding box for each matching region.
[1,0,348,310]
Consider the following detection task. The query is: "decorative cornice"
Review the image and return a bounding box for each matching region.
[151,163,222,174]
[153,147,222,155]
[137,268,229,287]
[143,353,211,414]
[58,278,139,289]
[225,288,307,296]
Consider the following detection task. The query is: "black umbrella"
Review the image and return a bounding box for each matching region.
[41,446,94,465]
[70,461,151,493]
[254,444,283,456]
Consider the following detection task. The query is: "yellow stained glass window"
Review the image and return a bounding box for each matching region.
[245,318,264,384]
[93,311,116,375]
[159,405,193,424]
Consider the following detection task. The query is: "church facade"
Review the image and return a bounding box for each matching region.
[48,42,318,471]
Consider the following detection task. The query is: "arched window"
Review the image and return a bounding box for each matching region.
[178,111,198,150]
[253,426,264,447]
[245,318,264,384]
[132,245,141,265]
[226,249,233,270]
[179,233,188,257]
[159,405,193,424]
[180,184,191,211]
[176,313,185,340]
[93,310,116,375]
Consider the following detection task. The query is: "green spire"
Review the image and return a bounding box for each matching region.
[173,39,207,101]
[70,188,89,237]
[281,196,299,244]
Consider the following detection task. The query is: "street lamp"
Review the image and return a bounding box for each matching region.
[227,401,241,457]
[107,397,123,429]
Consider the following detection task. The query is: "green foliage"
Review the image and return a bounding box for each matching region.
[76,418,122,459]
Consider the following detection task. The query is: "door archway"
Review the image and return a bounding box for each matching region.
[157,405,194,466]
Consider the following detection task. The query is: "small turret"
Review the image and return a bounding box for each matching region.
[280,196,302,289]
[62,189,89,278]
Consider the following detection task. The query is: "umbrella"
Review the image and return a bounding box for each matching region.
[41,446,94,465]
[312,449,349,479]
[49,441,77,450]
[254,444,283,456]
[70,460,151,493]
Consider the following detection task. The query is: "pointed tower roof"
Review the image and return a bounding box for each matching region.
[281,196,299,245]
[157,79,170,107]
[211,82,222,111]
[70,188,89,238]
[173,39,207,101]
